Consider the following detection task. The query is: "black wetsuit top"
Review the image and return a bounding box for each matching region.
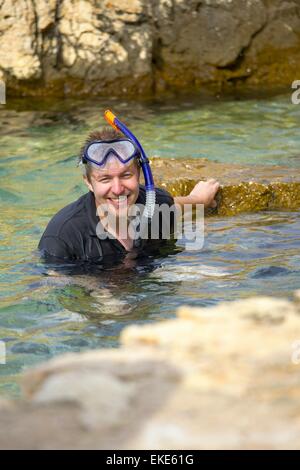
[38,186,175,263]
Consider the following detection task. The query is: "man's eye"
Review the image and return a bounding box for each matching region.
[122,173,132,178]
[98,178,110,183]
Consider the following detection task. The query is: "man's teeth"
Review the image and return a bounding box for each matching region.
[109,196,128,201]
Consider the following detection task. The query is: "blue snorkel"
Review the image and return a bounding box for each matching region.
[104,110,156,218]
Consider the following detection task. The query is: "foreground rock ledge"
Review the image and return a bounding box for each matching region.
[1,293,300,449]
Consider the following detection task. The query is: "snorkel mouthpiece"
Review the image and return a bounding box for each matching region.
[104,109,156,218]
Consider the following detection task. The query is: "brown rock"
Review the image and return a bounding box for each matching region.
[1,0,300,97]
[150,157,300,215]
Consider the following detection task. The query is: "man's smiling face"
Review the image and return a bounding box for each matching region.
[84,158,140,218]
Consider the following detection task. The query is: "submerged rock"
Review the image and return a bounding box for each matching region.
[150,157,300,215]
[1,294,300,448]
[10,342,50,355]
[0,0,300,97]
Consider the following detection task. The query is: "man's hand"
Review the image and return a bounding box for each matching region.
[189,179,220,208]
[174,179,220,209]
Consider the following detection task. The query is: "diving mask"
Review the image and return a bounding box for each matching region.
[82,138,140,170]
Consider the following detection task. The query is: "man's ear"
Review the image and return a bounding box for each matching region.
[83,175,94,193]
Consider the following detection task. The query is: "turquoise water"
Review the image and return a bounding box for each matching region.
[0,93,300,397]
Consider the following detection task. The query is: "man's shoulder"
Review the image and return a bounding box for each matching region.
[138,185,174,206]
[155,186,174,206]
[41,192,91,238]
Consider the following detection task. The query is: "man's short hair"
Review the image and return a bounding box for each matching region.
[79,127,140,179]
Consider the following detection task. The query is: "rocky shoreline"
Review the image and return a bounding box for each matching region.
[1,0,300,98]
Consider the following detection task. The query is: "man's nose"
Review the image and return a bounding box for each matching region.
[111,178,124,196]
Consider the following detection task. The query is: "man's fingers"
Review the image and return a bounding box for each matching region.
[208,179,220,189]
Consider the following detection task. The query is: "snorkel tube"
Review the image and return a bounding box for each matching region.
[104,110,156,218]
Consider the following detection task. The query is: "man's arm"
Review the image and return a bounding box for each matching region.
[38,235,74,261]
[173,179,220,209]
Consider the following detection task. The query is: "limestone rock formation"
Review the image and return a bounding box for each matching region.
[1,293,300,449]
[0,0,300,97]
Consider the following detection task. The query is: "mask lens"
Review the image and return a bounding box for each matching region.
[85,140,137,167]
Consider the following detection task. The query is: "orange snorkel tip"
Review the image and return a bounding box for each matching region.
[104,109,119,131]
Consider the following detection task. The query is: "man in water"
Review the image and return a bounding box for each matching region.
[38,127,219,263]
